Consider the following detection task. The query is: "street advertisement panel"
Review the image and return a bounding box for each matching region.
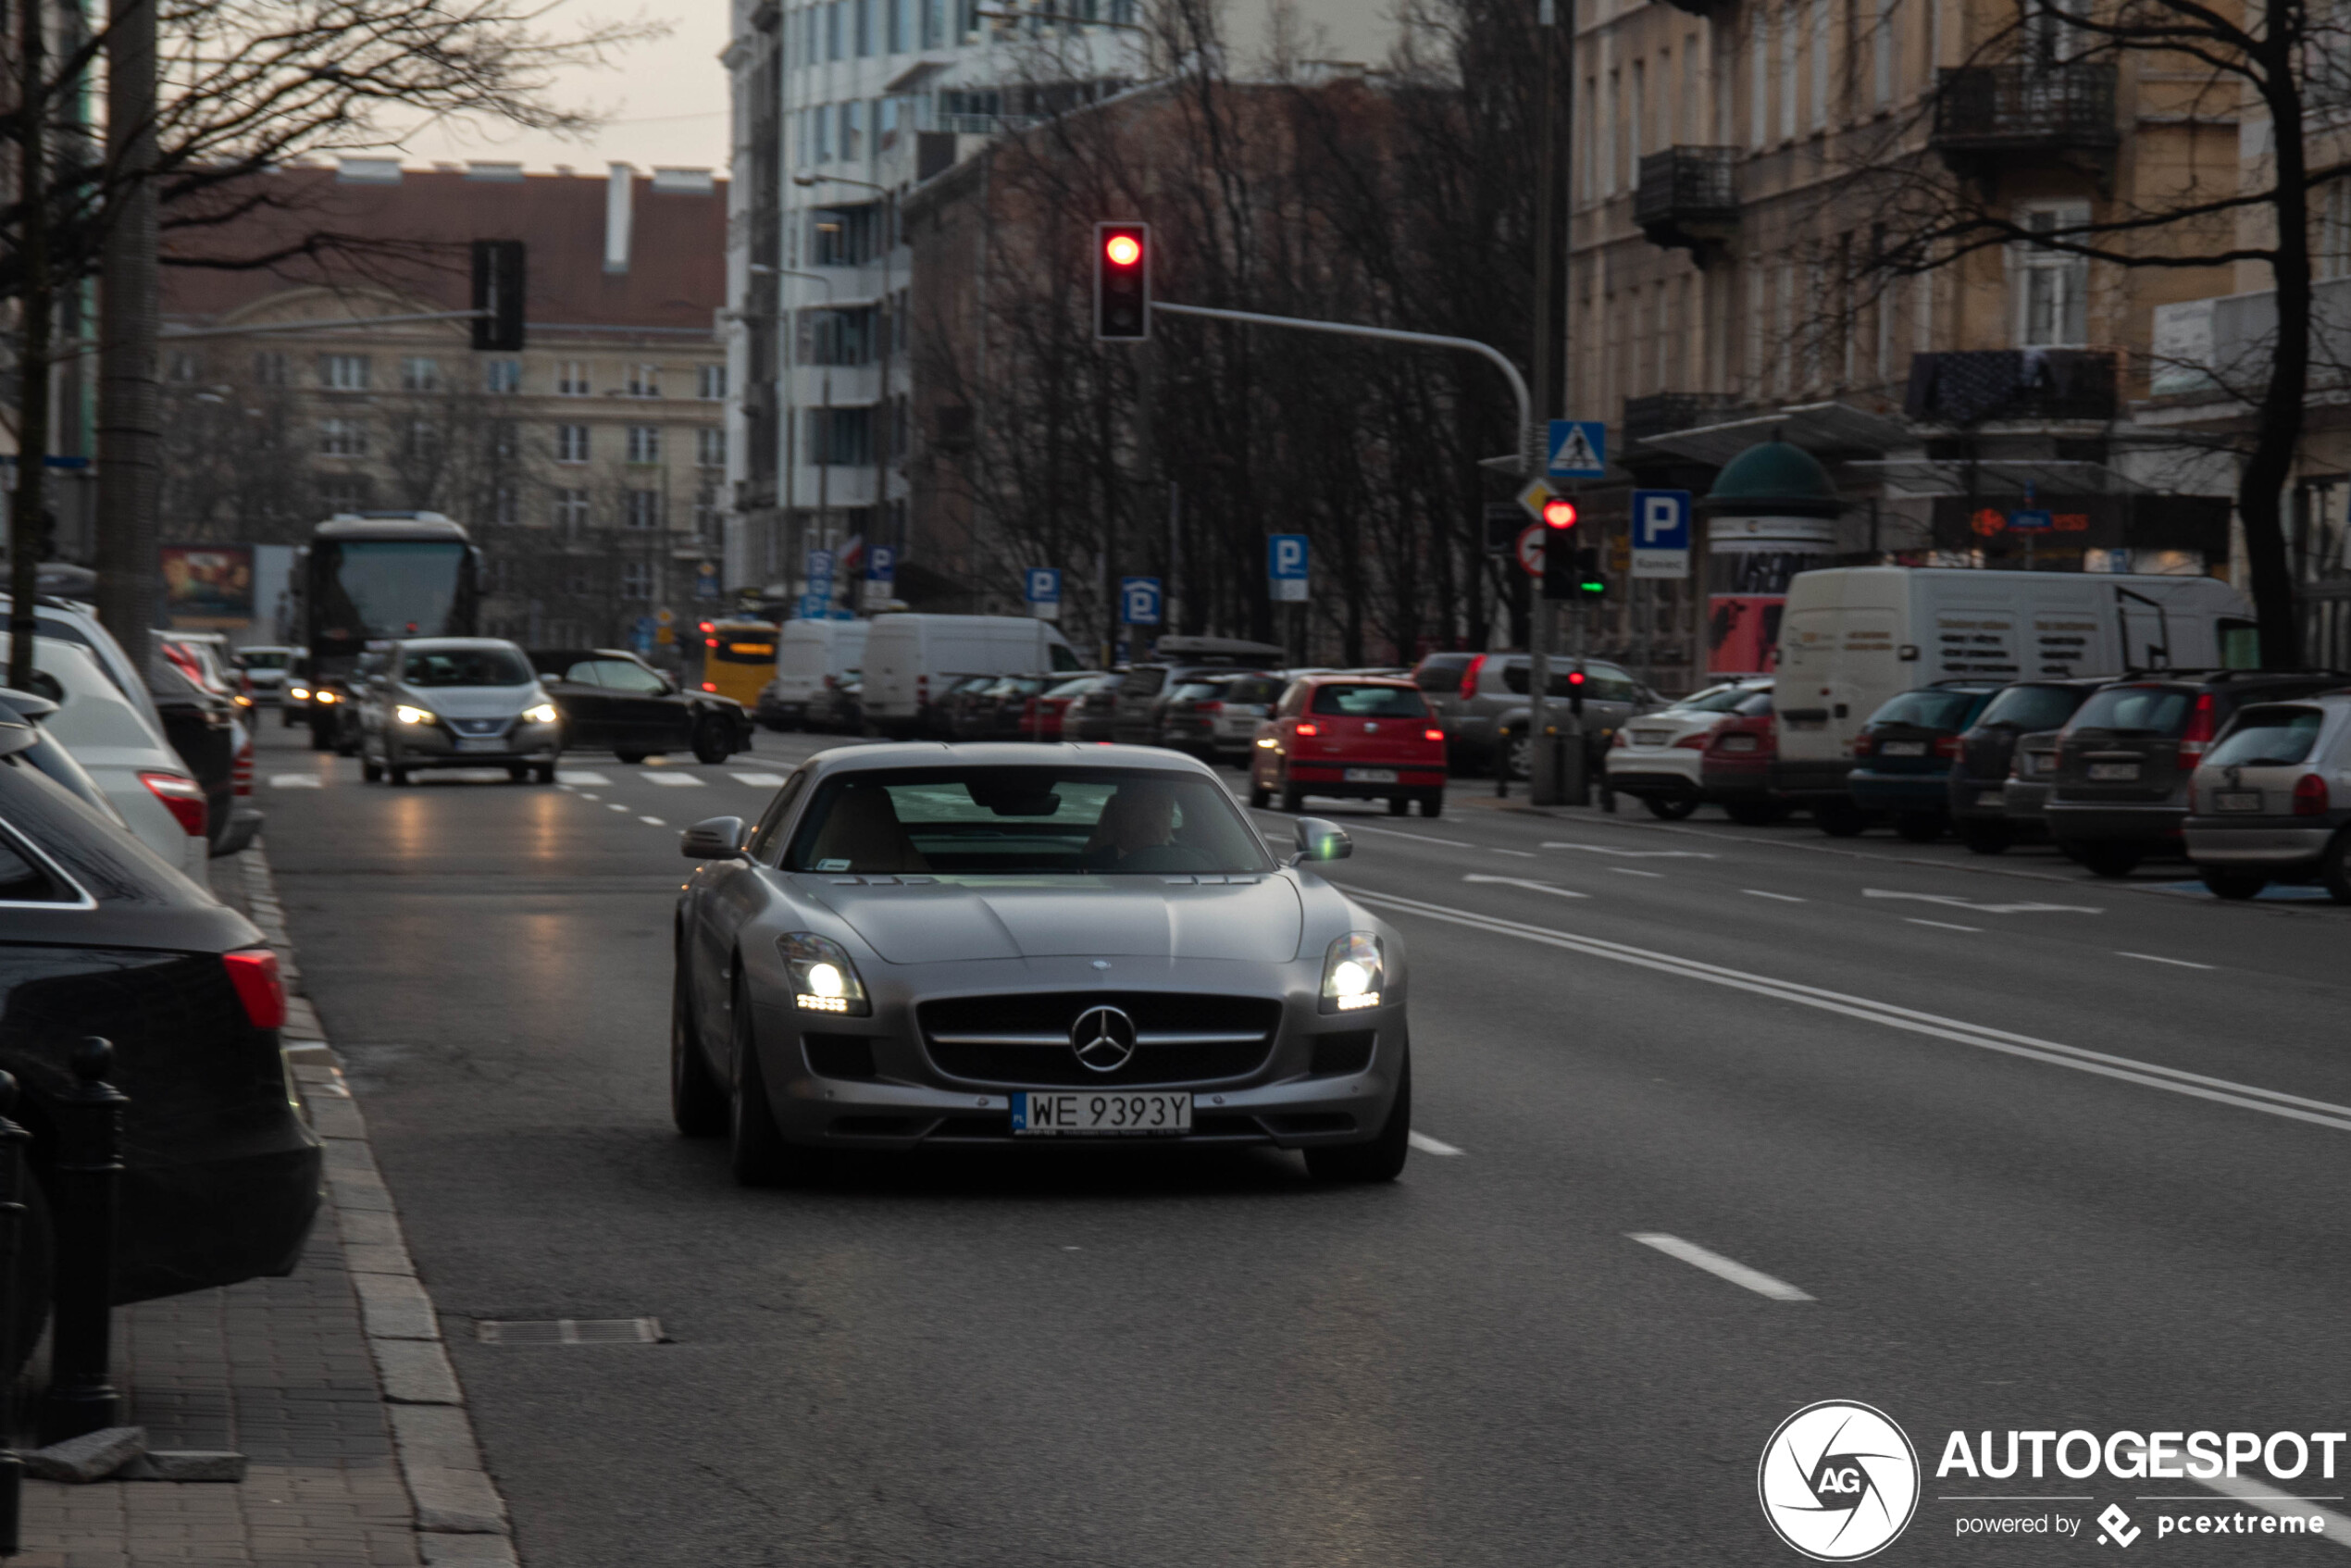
[160,544,255,629]
[1704,517,1837,676]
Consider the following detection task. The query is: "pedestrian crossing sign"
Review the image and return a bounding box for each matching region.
[1547,419,1607,479]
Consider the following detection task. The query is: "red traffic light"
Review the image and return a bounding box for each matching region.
[1566,669,1586,686]
[1541,498,1579,530]
[1104,232,1143,268]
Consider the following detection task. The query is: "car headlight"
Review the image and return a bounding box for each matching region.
[1320,930,1385,1013]
[394,704,436,726]
[314,690,337,704]
[289,686,311,700]
[778,932,871,1015]
[522,703,558,725]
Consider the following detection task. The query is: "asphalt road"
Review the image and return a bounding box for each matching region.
[252,720,2351,1566]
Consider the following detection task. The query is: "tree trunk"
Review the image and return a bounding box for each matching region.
[8,0,53,690]
[94,0,160,673]
[2236,42,2311,669]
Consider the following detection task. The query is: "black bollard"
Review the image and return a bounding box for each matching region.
[35,1039,127,1447]
[0,1071,29,1556]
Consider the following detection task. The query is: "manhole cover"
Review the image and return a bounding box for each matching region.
[475,1317,665,1345]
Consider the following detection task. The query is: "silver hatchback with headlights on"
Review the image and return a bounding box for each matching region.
[670,743,1413,1185]
[357,637,565,785]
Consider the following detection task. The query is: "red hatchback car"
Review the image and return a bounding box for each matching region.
[1250,675,1449,816]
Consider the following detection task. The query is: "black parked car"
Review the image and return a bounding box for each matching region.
[527,649,756,765]
[0,716,320,1352]
[148,648,261,855]
[1947,678,2107,853]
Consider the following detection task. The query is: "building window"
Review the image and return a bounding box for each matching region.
[699,363,728,400]
[827,0,843,59]
[2016,203,2091,346]
[2322,180,2351,281]
[807,405,872,466]
[553,487,590,537]
[556,424,591,463]
[1810,0,1830,131]
[253,351,289,386]
[557,360,591,396]
[627,364,660,398]
[405,419,442,459]
[840,101,862,162]
[889,0,909,52]
[1751,10,1771,148]
[815,102,833,162]
[624,489,663,529]
[402,355,440,392]
[167,351,200,383]
[320,354,370,392]
[317,475,370,512]
[1777,1,1797,140]
[318,417,368,456]
[491,419,520,462]
[627,425,663,464]
[856,0,872,55]
[483,358,522,393]
[1872,0,1897,108]
[621,560,653,599]
[922,0,944,47]
[492,485,519,526]
[697,428,728,467]
[693,490,722,539]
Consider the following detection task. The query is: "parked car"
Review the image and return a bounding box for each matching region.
[528,647,754,765]
[0,689,130,822]
[233,644,300,704]
[2,593,173,739]
[863,615,1081,739]
[31,638,211,880]
[1024,673,1121,742]
[1151,670,1288,760]
[1436,653,1660,778]
[0,717,321,1346]
[1111,637,1288,746]
[2045,670,2351,877]
[2183,692,2351,900]
[1605,678,1773,819]
[937,674,1007,740]
[1250,675,1448,816]
[2000,729,2068,844]
[1842,682,2007,840]
[954,674,1057,741]
[147,647,262,857]
[760,619,869,730]
[358,639,565,784]
[1947,678,2106,853]
[1698,706,1786,825]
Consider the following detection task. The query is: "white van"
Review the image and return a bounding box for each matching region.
[1773,567,2256,800]
[764,619,870,730]
[862,615,1083,739]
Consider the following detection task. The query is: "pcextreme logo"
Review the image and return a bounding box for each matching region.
[1760,1400,1923,1561]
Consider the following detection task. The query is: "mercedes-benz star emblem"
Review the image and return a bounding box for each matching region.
[1070,1005,1138,1073]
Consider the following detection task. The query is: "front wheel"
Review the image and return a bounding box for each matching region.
[361,753,383,784]
[1249,781,1271,809]
[671,962,728,1137]
[1643,794,1698,821]
[691,717,731,766]
[532,763,557,784]
[1304,1052,1411,1183]
[728,979,815,1186]
[386,765,411,787]
[1281,784,1304,814]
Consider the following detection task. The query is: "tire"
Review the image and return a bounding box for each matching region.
[1502,730,1532,781]
[728,977,813,1186]
[1722,799,1783,827]
[1281,785,1305,814]
[1249,781,1271,809]
[2074,842,2145,878]
[386,765,410,788]
[506,765,529,782]
[2320,829,2351,904]
[308,719,334,753]
[1644,795,1698,821]
[1387,794,1410,816]
[691,717,731,766]
[616,750,649,765]
[2200,869,2269,901]
[1304,1050,1411,1183]
[361,754,382,784]
[1813,798,1869,837]
[1895,812,1947,843]
[670,959,727,1137]
[1418,792,1444,818]
[1959,820,2014,855]
[533,763,557,785]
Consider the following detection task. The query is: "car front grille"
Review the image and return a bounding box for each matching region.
[916,991,1284,1087]
[449,717,510,738]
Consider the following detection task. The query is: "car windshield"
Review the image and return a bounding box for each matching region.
[1309,684,1428,717]
[2072,685,2193,736]
[1975,684,2089,732]
[1043,675,1107,699]
[1869,689,1983,730]
[240,651,291,670]
[1412,655,1474,691]
[402,647,531,687]
[1669,683,1764,714]
[784,767,1276,876]
[2206,706,2327,767]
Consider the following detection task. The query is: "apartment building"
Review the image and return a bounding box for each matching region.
[158,160,728,648]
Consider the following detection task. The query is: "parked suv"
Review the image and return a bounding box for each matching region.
[1110,636,1287,746]
[1947,678,2107,853]
[1437,653,1660,778]
[1844,682,2007,840]
[2183,693,2351,900]
[1605,678,1773,819]
[2045,669,2351,877]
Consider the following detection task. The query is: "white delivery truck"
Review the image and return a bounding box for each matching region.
[861,614,1083,739]
[764,618,870,730]
[1772,566,2255,805]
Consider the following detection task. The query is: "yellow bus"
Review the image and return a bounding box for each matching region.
[696,618,780,708]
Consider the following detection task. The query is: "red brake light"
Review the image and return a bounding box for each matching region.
[1424,728,1445,743]
[1459,654,1486,702]
[1673,731,1710,749]
[1197,701,1223,714]
[1851,735,1875,757]
[2177,691,2214,772]
[1295,723,1320,738]
[2295,772,2330,817]
[1934,735,1963,759]
[140,771,207,836]
[222,949,286,1030]
[232,738,255,798]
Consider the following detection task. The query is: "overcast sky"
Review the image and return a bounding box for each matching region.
[391,6,732,176]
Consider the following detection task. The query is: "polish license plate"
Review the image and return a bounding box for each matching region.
[1344,767,1399,783]
[1632,731,1670,746]
[455,736,506,753]
[1011,1090,1191,1136]
[2089,762,2140,781]
[2214,790,2264,813]
[1880,740,1927,756]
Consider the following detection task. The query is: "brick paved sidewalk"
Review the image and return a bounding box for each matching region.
[14,846,514,1568]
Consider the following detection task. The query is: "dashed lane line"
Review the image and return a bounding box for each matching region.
[556,770,611,786]
[1407,1132,1465,1157]
[642,772,706,788]
[1627,1233,1814,1301]
[1351,825,1474,849]
[269,775,324,789]
[2118,951,2217,971]
[1905,918,1983,932]
[1609,867,1663,878]
[1462,875,1590,899]
[1544,842,1718,859]
[730,772,788,786]
[1864,888,2103,915]
[1492,848,1538,858]
[606,803,628,813]
[639,815,666,827]
[1744,890,1805,902]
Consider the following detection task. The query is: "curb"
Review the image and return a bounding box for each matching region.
[240,845,519,1568]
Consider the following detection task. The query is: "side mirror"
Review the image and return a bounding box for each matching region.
[679,815,747,861]
[1291,816,1351,865]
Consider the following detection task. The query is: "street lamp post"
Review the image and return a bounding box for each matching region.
[795,172,899,586]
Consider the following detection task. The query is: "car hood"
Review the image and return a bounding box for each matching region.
[397,682,541,718]
[801,874,1305,964]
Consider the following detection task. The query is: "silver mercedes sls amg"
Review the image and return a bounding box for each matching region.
[670,742,1412,1183]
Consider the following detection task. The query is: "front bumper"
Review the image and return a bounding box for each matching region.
[2183,820,2336,871]
[387,718,563,767]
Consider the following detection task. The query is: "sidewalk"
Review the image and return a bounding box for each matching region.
[15,847,514,1568]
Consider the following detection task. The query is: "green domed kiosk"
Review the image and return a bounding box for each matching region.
[1700,441,1842,677]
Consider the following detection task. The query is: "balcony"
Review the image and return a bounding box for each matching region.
[1930,63,2118,169]
[1903,349,2119,426]
[1634,147,1740,262]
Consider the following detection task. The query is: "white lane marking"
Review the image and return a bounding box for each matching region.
[1608,867,1663,878]
[269,775,324,789]
[639,815,667,827]
[2194,1475,2351,1544]
[1627,1233,1814,1301]
[578,793,600,801]
[2119,951,2217,971]
[1492,848,1538,859]
[1744,890,1805,902]
[643,772,705,788]
[1346,888,2351,1134]
[1544,842,1717,858]
[557,770,611,786]
[1905,917,1983,933]
[1462,875,1589,899]
[1407,1132,1464,1157]
[607,803,628,812]
[1865,889,2102,915]
[1353,825,1474,848]
[730,772,788,786]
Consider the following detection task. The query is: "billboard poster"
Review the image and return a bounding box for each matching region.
[160,544,255,628]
